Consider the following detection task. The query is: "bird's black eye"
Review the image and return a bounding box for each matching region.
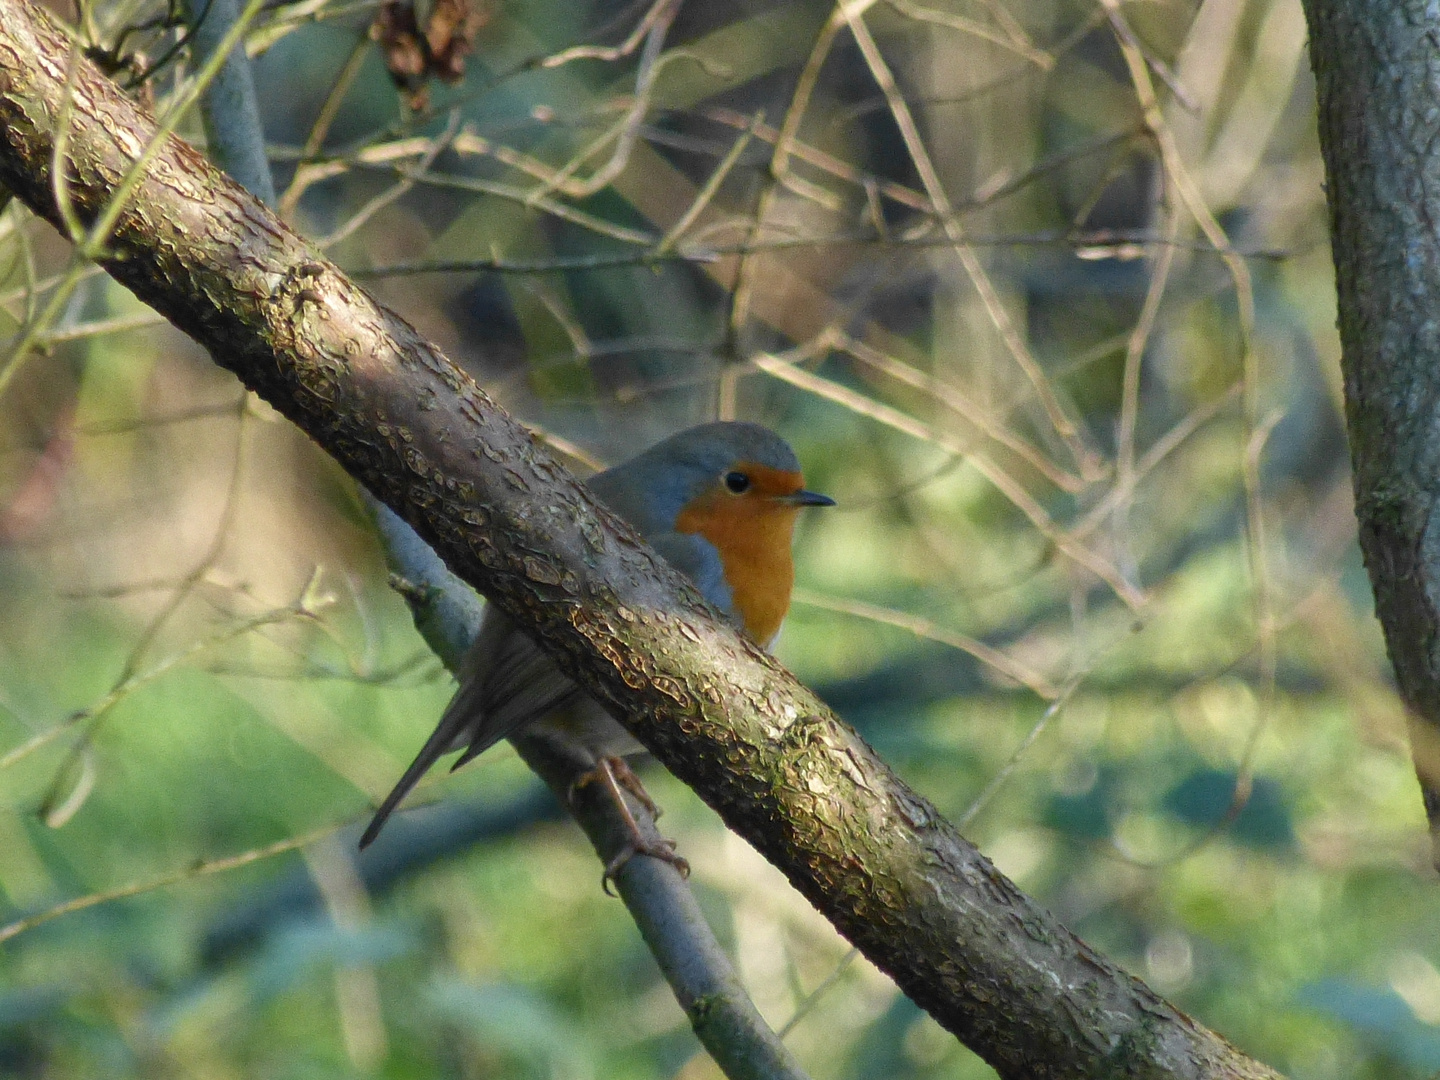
[723,470,751,494]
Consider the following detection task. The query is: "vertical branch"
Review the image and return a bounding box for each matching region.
[1302,0,1440,864]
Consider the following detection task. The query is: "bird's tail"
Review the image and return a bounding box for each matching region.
[358,697,476,848]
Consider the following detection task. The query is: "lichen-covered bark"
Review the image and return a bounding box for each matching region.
[1303,0,1440,863]
[0,2,1282,1076]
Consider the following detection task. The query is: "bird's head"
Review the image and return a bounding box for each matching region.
[617,422,832,644]
[620,421,834,534]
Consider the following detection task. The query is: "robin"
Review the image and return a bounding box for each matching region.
[359,421,834,856]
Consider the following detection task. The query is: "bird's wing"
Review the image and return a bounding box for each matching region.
[447,612,580,769]
[450,535,731,763]
[648,531,733,617]
[361,530,729,848]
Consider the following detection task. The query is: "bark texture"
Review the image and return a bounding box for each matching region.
[1303,0,1440,863]
[0,2,1282,1076]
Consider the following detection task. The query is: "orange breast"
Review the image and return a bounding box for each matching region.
[674,464,803,645]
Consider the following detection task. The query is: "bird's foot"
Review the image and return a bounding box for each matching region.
[601,836,690,896]
[570,756,688,894]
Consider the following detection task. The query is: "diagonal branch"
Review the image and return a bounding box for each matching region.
[0,3,1280,1076]
[179,6,806,1072]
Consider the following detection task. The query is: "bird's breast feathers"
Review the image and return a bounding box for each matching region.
[673,463,803,646]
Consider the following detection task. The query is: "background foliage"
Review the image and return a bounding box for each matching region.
[0,0,1427,1076]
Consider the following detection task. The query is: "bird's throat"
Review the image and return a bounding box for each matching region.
[674,495,799,646]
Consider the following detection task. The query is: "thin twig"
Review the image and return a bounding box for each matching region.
[839,4,1095,472]
[0,825,342,945]
[792,588,1060,699]
[526,0,680,201]
[0,0,270,403]
[884,0,1053,69]
[277,28,371,218]
[754,351,1146,609]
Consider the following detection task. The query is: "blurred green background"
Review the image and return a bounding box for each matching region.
[0,0,1428,1076]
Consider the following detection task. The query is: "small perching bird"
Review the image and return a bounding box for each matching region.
[360,422,834,863]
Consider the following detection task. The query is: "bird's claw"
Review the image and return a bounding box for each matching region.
[601,838,690,896]
[571,756,686,895]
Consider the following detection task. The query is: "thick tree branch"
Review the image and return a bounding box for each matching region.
[0,3,1281,1076]
[1302,1,1440,867]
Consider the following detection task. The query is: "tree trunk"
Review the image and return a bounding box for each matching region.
[1303,0,1440,867]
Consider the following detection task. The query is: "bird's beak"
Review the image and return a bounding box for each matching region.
[782,489,836,507]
